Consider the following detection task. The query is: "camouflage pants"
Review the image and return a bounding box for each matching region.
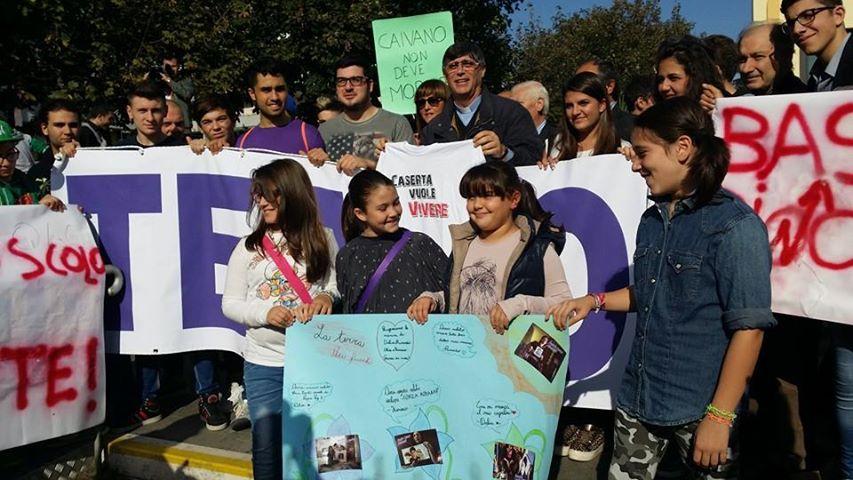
[609,408,738,480]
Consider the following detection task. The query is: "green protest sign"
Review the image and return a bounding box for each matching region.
[372,12,454,115]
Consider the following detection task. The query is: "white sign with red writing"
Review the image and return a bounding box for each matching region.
[378,140,486,253]
[714,91,853,325]
[0,206,106,450]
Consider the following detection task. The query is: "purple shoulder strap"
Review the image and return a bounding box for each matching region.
[355,230,413,313]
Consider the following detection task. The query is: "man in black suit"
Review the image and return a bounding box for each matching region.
[782,0,851,91]
[575,57,633,141]
[510,81,557,157]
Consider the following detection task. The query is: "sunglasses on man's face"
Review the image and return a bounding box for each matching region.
[416,97,444,108]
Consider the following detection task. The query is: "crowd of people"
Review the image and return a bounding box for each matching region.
[1,0,851,479]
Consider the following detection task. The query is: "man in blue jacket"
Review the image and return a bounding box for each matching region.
[420,42,541,166]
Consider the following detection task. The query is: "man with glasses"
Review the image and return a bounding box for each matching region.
[0,119,65,210]
[236,58,324,154]
[420,42,540,166]
[307,56,412,175]
[782,0,851,91]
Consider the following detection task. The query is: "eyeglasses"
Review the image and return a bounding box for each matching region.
[336,76,369,87]
[444,60,480,72]
[415,97,444,108]
[782,6,834,34]
[0,147,20,161]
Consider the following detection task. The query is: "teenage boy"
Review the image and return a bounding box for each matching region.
[236,59,324,154]
[782,0,851,91]
[116,81,187,147]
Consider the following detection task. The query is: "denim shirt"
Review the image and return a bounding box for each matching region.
[616,189,776,426]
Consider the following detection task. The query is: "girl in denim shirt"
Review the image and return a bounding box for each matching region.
[548,97,775,479]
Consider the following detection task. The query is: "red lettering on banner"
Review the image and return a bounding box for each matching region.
[45,244,68,276]
[85,337,98,412]
[7,238,46,280]
[46,345,78,407]
[408,202,449,218]
[724,100,853,271]
[764,180,852,270]
[0,337,101,412]
[723,106,769,173]
[827,103,853,146]
[4,240,102,285]
[760,103,824,179]
[0,345,47,410]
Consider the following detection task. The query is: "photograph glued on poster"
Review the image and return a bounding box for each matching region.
[493,442,535,480]
[394,429,442,468]
[315,435,363,473]
[514,324,566,382]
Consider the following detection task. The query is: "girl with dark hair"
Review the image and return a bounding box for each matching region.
[548,97,775,478]
[541,72,628,169]
[408,161,572,333]
[222,158,338,480]
[413,79,450,143]
[655,35,725,104]
[336,169,447,314]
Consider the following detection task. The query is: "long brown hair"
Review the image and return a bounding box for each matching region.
[555,72,619,160]
[244,159,331,283]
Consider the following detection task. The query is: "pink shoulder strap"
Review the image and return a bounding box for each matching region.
[261,235,313,304]
[238,127,256,149]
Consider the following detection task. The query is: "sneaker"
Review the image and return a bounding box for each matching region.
[559,424,581,456]
[199,393,229,431]
[133,398,162,426]
[568,424,604,462]
[227,382,251,432]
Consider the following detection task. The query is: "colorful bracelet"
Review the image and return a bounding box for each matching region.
[704,412,734,427]
[705,404,737,422]
[588,293,601,313]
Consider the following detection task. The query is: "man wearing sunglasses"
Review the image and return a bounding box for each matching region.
[782,0,851,91]
[420,42,540,166]
[307,56,413,175]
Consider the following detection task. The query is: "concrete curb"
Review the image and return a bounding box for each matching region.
[108,433,252,480]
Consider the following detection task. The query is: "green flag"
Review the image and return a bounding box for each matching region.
[372,12,455,115]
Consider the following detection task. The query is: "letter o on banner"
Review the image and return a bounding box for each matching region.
[539,188,630,381]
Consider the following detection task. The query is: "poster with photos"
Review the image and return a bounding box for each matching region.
[282,314,568,479]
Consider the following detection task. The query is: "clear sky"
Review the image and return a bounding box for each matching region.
[510,0,753,40]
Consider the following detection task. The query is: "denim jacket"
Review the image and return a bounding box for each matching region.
[616,189,776,426]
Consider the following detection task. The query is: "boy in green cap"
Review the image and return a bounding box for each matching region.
[0,120,66,210]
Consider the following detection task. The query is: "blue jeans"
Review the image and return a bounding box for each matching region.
[138,351,218,401]
[836,324,853,479]
[244,362,283,480]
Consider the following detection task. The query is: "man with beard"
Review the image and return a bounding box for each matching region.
[306,56,412,175]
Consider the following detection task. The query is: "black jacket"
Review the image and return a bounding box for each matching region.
[770,71,808,95]
[612,106,634,142]
[504,216,566,300]
[420,90,542,166]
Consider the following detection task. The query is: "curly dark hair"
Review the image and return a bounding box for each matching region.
[654,35,724,103]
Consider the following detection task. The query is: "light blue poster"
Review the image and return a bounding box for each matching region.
[282,314,569,479]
